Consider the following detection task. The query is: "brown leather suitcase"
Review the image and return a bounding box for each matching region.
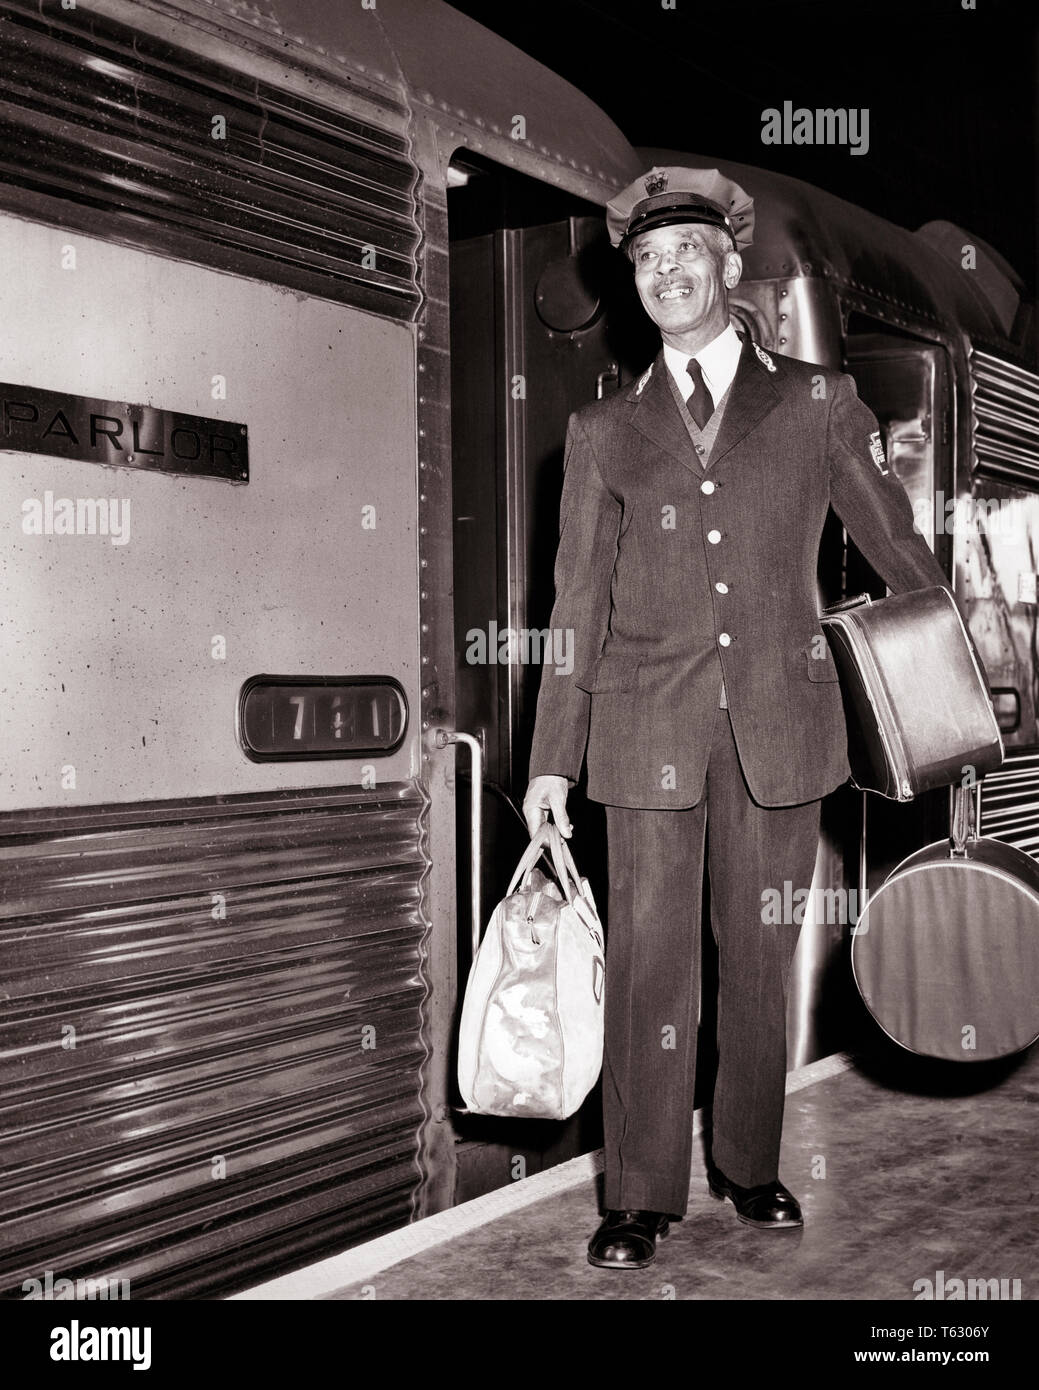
[821,587,1003,801]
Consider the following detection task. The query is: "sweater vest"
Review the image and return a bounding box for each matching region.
[665,367,735,710]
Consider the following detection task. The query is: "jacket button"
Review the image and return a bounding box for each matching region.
[719,632,732,647]
[700,479,715,494]
[707,529,721,544]
[695,444,706,455]
[715,581,728,594]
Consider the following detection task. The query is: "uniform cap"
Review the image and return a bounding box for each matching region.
[607,167,754,254]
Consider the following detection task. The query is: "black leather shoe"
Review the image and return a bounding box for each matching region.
[587,1209,670,1269]
[707,1165,803,1229]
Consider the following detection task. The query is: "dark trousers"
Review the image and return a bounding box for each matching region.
[601,705,821,1216]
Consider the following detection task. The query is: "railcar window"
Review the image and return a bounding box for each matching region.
[238,677,407,760]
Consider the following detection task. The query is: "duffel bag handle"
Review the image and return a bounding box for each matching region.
[543,824,584,906]
[543,826,603,943]
[507,821,589,907]
[506,821,557,897]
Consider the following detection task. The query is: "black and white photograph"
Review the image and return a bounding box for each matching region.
[1,0,1036,1357]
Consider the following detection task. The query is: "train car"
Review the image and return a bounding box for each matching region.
[0,0,1034,1300]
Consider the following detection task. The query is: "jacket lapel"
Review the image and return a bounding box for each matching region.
[627,338,783,475]
[705,338,782,468]
[627,351,702,476]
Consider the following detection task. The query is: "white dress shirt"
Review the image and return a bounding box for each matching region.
[662,322,742,409]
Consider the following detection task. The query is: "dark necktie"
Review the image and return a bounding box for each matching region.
[686,357,715,429]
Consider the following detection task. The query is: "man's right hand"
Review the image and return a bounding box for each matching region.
[522,775,572,839]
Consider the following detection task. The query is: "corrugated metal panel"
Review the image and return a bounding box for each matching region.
[970,348,1039,489]
[980,748,1039,858]
[0,0,421,319]
[189,0,641,204]
[0,784,429,1299]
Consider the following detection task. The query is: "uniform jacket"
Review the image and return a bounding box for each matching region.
[527,337,950,808]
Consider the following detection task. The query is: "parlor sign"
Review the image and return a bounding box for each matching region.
[0,384,249,483]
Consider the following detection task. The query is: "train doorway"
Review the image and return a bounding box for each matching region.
[445,154,653,1200]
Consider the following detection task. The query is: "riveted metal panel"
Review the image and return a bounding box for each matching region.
[0,211,419,811]
[172,0,641,204]
[0,783,429,1299]
[639,146,1023,348]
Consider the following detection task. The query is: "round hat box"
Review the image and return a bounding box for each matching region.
[851,834,1039,1061]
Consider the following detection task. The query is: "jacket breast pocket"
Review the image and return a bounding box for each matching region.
[575,651,641,693]
[804,643,841,683]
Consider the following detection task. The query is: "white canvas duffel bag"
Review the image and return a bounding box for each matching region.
[457,822,605,1120]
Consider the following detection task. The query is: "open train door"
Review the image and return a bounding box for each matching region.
[444,154,656,1200]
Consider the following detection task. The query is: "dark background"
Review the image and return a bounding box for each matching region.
[448,0,1038,298]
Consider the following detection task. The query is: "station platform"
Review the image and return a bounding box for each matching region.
[232,1044,1038,1302]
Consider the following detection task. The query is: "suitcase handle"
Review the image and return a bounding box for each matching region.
[821,592,873,615]
[951,782,979,857]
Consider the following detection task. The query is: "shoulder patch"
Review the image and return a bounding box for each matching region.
[868,430,889,475]
[635,364,653,395]
[753,342,776,372]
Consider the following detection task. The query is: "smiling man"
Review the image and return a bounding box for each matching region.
[522,167,951,1270]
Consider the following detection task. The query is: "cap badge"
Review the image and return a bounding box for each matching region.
[644,171,668,196]
[753,343,777,373]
